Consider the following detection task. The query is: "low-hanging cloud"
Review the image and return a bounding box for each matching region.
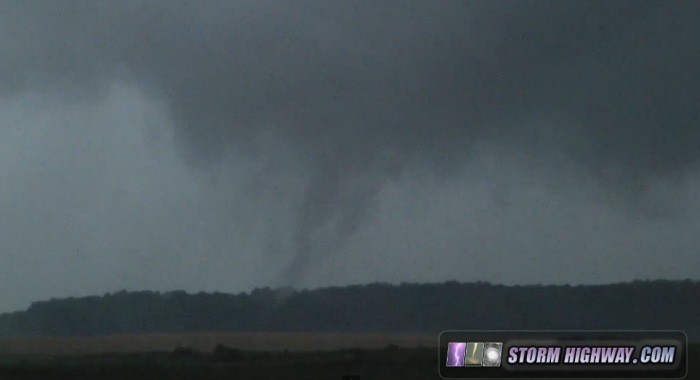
[0,1,699,309]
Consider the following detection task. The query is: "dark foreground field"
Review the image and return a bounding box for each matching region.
[0,345,434,380]
[0,344,698,380]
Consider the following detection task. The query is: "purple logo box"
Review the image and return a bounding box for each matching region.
[446,342,467,367]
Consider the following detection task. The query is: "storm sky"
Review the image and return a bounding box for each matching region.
[0,0,699,313]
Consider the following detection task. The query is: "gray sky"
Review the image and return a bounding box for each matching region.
[0,0,699,313]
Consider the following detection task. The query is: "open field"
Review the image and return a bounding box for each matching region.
[0,335,695,380]
[0,332,436,355]
[0,348,435,380]
[0,344,696,380]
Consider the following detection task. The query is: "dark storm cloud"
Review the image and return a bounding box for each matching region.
[1,1,699,290]
[4,1,697,174]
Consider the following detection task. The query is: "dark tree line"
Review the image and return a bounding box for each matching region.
[0,280,697,339]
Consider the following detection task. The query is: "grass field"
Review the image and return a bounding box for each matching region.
[0,334,695,380]
[0,332,436,355]
[0,333,438,379]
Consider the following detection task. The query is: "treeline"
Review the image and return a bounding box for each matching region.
[0,280,697,338]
